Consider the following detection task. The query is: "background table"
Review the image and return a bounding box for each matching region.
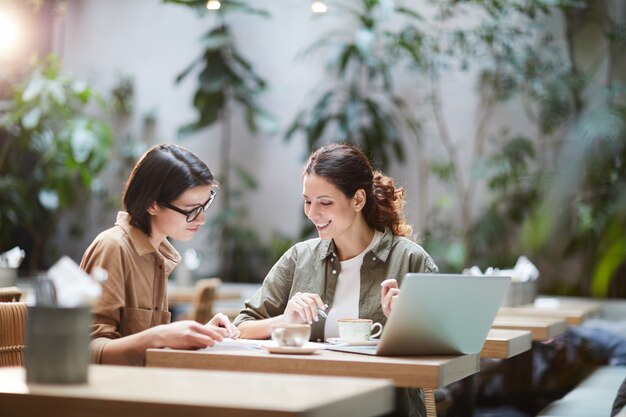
[499,305,597,326]
[492,315,567,341]
[0,365,394,417]
[168,282,259,319]
[480,329,532,359]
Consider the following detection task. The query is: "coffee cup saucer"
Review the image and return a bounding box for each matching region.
[325,337,379,346]
[262,343,319,355]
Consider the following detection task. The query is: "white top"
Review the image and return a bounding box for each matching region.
[324,230,384,338]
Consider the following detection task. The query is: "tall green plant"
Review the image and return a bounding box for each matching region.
[465,0,626,296]
[164,0,277,282]
[419,0,626,296]
[0,55,112,271]
[411,0,575,268]
[522,91,626,296]
[285,0,426,168]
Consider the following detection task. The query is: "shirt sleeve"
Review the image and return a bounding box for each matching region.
[408,244,439,274]
[233,245,298,326]
[422,252,438,273]
[80,236,126,364]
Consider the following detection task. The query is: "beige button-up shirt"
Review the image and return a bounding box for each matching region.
[80,211,180,365]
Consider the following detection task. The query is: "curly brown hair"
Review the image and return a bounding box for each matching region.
[303,143,412,237]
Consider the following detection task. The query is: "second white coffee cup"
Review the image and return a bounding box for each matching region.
[337,318,383,343]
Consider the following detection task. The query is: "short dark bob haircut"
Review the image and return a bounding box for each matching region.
[122,144,217,236]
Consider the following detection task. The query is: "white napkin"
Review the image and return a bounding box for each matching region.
[46,256,106,307]
[0,246,25,268]
[463,256,539,283]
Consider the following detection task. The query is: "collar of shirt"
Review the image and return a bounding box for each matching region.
[114,211,181,265]
[319,227,394,263]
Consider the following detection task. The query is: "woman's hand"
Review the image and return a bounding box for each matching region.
[152,320,225,349]
[380,279,400,318]
[283,292,326,324]
[208,312,240,339]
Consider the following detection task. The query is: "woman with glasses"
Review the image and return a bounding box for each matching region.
[234,143,437,416]
[81,144,239,366]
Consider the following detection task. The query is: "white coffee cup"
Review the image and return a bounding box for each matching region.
[271,323,311,347]
[337,318,383,343]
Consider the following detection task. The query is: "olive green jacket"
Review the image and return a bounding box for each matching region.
[234,227,438,342]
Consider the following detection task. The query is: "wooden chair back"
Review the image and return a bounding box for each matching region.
[0,302,28,367]
[190,278,222,324]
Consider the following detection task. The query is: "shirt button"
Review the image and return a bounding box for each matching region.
[154,307,159,311]
[332,269,337,274]
[317,338,321,342]
[372,257,376,261]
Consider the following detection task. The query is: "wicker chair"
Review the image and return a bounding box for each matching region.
[189,278,222,324]
[0,302,28,366]
[0,286,22,302]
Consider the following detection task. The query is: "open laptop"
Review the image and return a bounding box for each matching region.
[326,273,511,356]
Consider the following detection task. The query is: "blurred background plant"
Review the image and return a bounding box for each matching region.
[164,0,279,282]
[50,74,152,265]
[283,0,435,248]
[0,55,112,271]
[102,75,152,210]
[415,0,626,297]
[285,0,425,170]
[0,0,623,298]
[275,0,626,298]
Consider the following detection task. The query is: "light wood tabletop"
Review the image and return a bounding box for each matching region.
[492,315,567,340]
[480,329,532,359]
[147,345,479,417]
[146,346,479,390]
[0,365,394,417]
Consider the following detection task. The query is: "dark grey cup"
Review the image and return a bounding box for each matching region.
[25,306,91,384]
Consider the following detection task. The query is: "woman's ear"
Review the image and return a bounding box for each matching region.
[146,202,158,216]
[353,189,366,212]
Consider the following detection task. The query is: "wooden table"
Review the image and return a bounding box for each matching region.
[167,285,243,305]
[480,329,532,359]
[147,346,479,417]
[147,347,478,389]
[499,305,596,326]
[0,365,394,417]
[492,315,567,341]
[168,283,259,319]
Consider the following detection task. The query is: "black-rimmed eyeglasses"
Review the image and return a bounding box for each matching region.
[158,189,217,223]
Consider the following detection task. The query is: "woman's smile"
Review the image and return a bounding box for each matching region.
[313,220,331,230]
